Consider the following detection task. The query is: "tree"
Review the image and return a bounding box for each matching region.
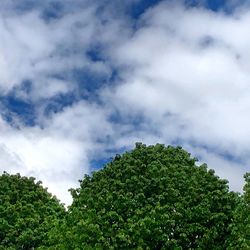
[227,173,250,249]
[0,172,65,249]
[60,143,238,249]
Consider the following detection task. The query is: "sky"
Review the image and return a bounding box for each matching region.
[1,0,250,205]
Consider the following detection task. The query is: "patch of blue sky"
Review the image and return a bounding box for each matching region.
[72,68,109,95]
[43,92,76,117]
[127,0,162,19]
[204,0,227,11]
[125,0,224,20]
[126,0,247,18]
[89,145,129,172]
[0,95,36,127]
[86,46,106,63]
[186,0,248,13]
[7,0,247,20]
[90,158,112,172]
[42,68,113,117]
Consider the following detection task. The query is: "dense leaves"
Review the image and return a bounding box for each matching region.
[59,143,238,249]
[227,173,250,249]
[0,172,65,249]
[2,144,249,249]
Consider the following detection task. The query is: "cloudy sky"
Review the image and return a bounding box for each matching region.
[1,0,250,205]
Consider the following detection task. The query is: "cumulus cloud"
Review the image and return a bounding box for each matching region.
[102,2,250,191]
[0,0,123,205]
[0,3,111,98]
[0,100,113,204]
[1,0,250,204]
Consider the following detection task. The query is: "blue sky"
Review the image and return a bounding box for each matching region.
[1,0,250,204]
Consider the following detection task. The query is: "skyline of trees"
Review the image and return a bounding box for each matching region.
[0,143,249,249]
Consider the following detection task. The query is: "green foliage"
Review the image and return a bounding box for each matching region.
[227,173,250,249]
[0,172,65,249]
[59,143,238,249]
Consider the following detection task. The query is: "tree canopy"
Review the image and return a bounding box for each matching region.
[2,143,250,249]
[0,172,65,250]
[59,143,238,249]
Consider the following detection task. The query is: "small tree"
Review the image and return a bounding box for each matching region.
[60,143,238,249]
[0,172,65,249]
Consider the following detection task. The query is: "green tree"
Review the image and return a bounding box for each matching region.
[60,143,238,249]
[0,172,65,249]
[227,173,250,249]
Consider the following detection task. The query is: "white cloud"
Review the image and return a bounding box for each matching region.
[0,101,113,205]
[0,4,111,98]
[102,2,250,189]
[2,0,250,205]
[0,1,120,205]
